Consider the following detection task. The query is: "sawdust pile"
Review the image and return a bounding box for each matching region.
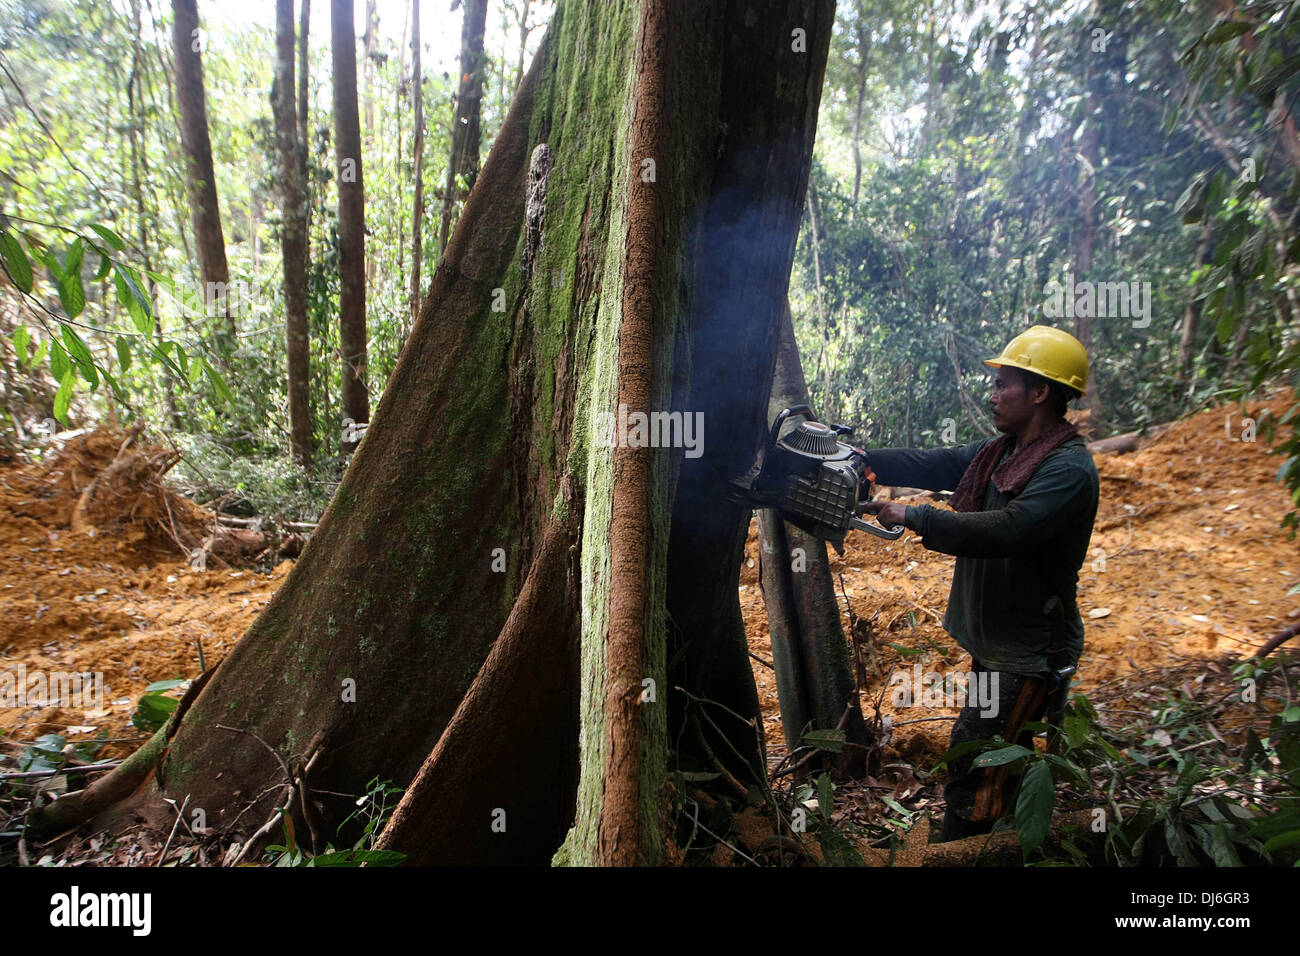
[0,427,292,759]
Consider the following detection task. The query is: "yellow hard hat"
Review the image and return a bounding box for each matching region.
[985,325,1089,395]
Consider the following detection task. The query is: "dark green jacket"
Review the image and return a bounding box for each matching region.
[867,436,1099,676]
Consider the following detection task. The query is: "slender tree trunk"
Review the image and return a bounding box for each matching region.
[758,301,871,775]
[849,16,868,213]
[332,0,370,450]
[298,0,311,184]
[171,0,235,343]
[437,0,489,257]
[362,0,379,290]
[805,183,833,423]
[409,0,425,329]
[130,0,180,429]
[32,0,834,869]
[1178,220,1214,381]
[514,0,533,92]
[1072,0,1120,428]
[275,0,313,466]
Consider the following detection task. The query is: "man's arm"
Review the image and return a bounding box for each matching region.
[866,439,988,493]
[900,453,1096,558]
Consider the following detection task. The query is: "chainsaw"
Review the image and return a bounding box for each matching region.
[728,405,904,554]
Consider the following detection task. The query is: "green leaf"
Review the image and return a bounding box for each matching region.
[144,678,187,693]
[972,744,1034,769]
[58,271,86,320]
[815,827,867,866]
[187,349,204,384]
[88,224,126,252]
[174,343,189,378]
[113,266,154,336]
[205,358,234,405]
[1261,829,1300,853]
[131,693,177,733]
[115,336,131,372]
[149,342,183,379]
[62,325,97,386]
[1015,761,1054,857]
[99,366,127,403]
[93,252,111,281]
[1043,752,1090,788]
[56,239,86,320]
[12,325,29,366]
[885,642,926,657]
[816,772,834,821]
[1204,19,1252,44]
[49,340,70,382]
[53,369,75,425]
[0,230,33,293]
[1175,174,1207,224]
[30,338,48,369]
[930,737,998,773]
[1165,818,1198,866]
[309,849,407,867]
[802,728,846,754]
[1205,822,1243,867]
[1063,713,1089,750]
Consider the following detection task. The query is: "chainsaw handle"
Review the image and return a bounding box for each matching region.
[850,513,906,540]
[768,405,816,450]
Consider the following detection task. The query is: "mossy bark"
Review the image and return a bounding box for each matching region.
[36,0,834,866]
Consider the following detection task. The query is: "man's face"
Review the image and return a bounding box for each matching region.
[989,367,1038,434]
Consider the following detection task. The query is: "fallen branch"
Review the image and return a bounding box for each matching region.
[0,760,121,782]
[1254,621,1300,659]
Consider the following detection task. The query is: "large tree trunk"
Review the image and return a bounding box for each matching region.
[274,0,313,467]
[758,302,870,775]
[171,0,234,343]
[437,0,489,257]
[33,0,834,868]
[332,0,370,451]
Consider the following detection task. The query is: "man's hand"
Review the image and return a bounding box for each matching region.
[863,499,907,529]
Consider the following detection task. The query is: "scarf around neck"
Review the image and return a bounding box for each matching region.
[948,420,1079,513]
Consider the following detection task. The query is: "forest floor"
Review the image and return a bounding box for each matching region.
[0,397,1295,863]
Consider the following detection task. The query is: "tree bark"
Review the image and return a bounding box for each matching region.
[298,0,310,182]
[131,0,180,429]
[332,0,370,451]
[33,0,835,869]
[513,0,534,93]
[1071,0,1124,430]
[758,302,870,775]
[1178,220,1214,381]
[849,15,868,213]
[171,0,235,343]
[437,0,489,257]
[275,0,313,467]
[362,0,379,291]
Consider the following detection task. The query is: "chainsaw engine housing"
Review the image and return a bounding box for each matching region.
[729,406,903,552]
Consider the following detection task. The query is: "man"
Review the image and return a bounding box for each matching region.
[862,325,1099,842]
